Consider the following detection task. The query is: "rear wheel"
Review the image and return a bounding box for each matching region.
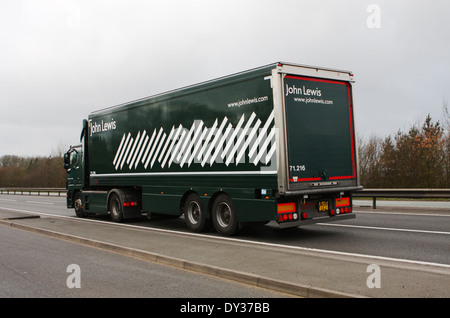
[184,193,210,232]
[109,193,123,223]
[212,194,238,236]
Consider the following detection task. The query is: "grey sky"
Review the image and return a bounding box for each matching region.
[1,0,449,157]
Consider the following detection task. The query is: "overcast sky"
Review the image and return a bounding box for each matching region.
[1,0,449,157]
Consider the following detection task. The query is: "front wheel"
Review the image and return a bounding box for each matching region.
[211,194,238,236]
[74,192,86,218]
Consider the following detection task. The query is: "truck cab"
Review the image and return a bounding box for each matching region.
[63,144,84,210]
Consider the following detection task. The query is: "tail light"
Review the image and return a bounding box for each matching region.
[123,201,138,207]
[335,197,352,214]
[336,197,350,207]
[277,202,296,213]
[277,202,298,223]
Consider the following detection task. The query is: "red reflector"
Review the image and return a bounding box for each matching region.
[277,202,296,213]
[336,197,350,208]
[301,212,307,219]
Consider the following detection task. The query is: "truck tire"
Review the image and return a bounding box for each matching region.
[74,192,86,218]
[109,193,123,223]
[212,194,238,236]
[184,193,210,232]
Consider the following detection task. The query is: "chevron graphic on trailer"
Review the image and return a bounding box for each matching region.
[112,111,276,171]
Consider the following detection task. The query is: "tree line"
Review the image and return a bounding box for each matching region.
[358,113,450,188]
[1,111,449,189]
[0,155,66,188]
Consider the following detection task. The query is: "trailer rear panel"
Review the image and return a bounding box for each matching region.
[283,75,356,191]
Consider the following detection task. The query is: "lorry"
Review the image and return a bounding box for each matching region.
[64,62,361,236]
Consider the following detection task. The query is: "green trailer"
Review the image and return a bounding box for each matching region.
[64,62,361,236]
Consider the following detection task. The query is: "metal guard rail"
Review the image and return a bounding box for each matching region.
[0,188,66,196]
[1,188,449,208]
[353,188,450,209]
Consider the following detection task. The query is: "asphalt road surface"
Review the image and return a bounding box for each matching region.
[1,195,448,266]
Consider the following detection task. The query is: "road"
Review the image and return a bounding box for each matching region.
[1,194,449,298]
[1,195,448,265]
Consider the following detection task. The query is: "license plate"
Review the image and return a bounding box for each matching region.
[318,201,329,212]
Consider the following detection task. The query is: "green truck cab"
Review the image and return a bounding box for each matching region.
[64,62,362,236]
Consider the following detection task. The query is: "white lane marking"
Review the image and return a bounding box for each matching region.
[317,222,450,235]
[0,198,17,202]
[354,210,450,217]
[25,201,54,205]
[1,206,449,270]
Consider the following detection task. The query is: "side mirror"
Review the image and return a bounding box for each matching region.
[63,153,70,170]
